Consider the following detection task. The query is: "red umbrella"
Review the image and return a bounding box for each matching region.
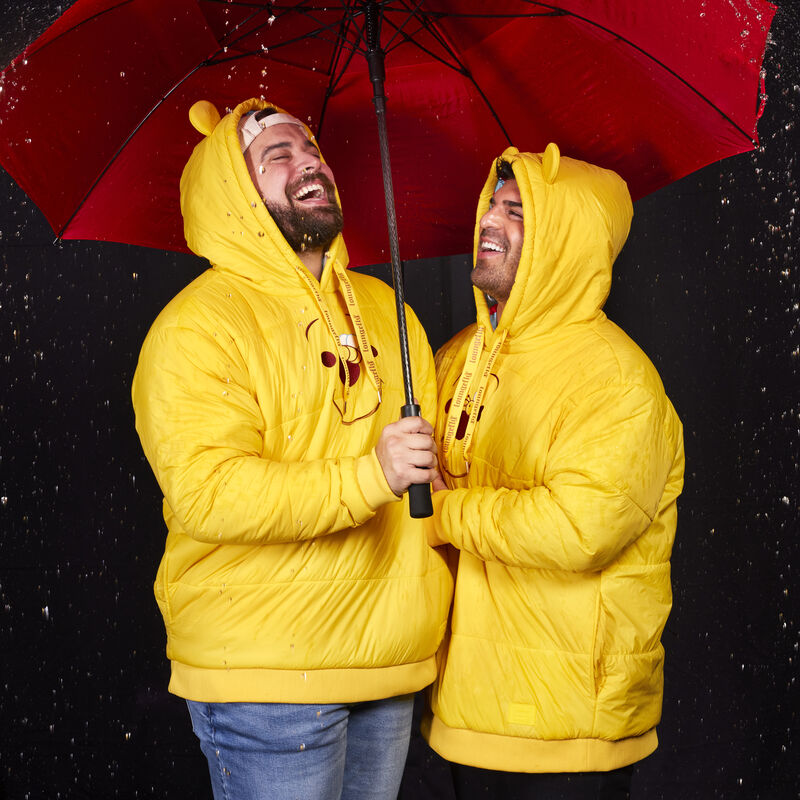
[0,0,776,264]
[0,0,776,515]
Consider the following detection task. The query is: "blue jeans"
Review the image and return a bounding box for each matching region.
[187,695,415,800]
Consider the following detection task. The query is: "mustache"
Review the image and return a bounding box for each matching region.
[478,228,509,249]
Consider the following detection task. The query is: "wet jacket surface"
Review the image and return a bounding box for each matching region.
[423,147,685,772]
[131,98,452,703]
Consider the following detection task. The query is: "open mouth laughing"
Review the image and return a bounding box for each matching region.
[478,231,507,256]
[290,175,335,206]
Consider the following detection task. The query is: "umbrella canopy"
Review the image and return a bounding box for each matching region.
[0,0,776,266]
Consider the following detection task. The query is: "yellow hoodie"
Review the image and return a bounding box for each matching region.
[131,98,452,703]
[423,147,684,771]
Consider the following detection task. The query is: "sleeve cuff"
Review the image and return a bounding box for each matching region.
[355,450,402,511]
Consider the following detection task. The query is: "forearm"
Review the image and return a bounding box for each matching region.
[433,478,652,571]
[157,446,398,545]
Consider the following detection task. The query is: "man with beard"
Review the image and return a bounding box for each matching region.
[423,147,684,798]
[131,99,452,800]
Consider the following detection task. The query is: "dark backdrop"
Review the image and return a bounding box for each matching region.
[1,3,798,798]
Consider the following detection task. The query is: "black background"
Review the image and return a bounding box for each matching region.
[1,2,798,798]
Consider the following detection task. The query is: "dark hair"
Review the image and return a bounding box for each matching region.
[495,158,515,181]
[253,108,280,122]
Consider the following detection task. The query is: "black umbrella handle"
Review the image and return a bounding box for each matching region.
[401,403,434,519]
[364,1,432,518]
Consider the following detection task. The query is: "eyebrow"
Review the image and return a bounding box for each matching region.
[489,197,523,210]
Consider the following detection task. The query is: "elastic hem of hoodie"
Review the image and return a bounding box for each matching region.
[169,657,437,703]
[421,713,657,773]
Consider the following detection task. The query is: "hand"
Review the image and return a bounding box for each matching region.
[432,475,448,493]
[376,416,439,496]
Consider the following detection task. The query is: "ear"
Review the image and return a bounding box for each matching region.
[189,100,222,136]
[542,142,560,185]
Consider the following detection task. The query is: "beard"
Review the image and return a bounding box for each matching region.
[265,173,344,253]
[471,233,522,303]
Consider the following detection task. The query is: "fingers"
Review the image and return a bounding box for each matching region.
[393,414,434,437]
[376,416,439,496]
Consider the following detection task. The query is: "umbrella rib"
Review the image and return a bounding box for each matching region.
[55,62,206,241]
[211,24,363,64]
[381,5,513,144]
[524,0,759,145]
[318,9,362,137]
[380,0,427,51]
[326,3,354,76]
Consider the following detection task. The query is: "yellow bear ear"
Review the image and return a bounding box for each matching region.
[189,100,221,136]
[542,142,560,185]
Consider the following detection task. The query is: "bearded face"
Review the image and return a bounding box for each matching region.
[243,120,344,254]
[265,170,343,253]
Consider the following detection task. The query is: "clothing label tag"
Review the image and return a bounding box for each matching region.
[507,703,537,727]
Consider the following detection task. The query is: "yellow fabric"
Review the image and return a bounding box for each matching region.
[426,147,685,771]
[132,98,452,703]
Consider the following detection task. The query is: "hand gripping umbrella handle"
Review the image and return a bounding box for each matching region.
[402,403,434,519]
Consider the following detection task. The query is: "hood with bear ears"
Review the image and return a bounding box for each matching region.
[472,144,633,344]
[179,97,348,294]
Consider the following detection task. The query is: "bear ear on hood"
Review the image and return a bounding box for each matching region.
[189,100,222,137]
[542,142,560,185]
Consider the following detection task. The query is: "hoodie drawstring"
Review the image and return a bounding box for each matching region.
[291,256,382,423]
[442,327,506,478]
[332,260,382,402]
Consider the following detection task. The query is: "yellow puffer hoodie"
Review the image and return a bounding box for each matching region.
[131,98,452,703]
[423,146,684,771]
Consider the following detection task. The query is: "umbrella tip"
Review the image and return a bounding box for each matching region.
[189,101,222,137]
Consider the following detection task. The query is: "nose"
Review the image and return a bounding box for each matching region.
[296,150,319,176]
[480,204,500,230]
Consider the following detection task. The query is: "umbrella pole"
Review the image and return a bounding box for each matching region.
[364,1,432,519]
